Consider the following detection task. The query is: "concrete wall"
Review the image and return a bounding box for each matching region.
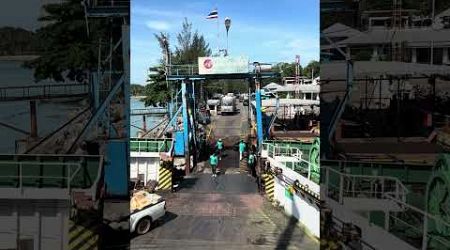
[273,177,320,238]
[130,156,160,184]
[0,200,69,250]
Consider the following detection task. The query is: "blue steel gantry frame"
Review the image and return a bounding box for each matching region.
[80,0,130,197]
[167,71,279,175]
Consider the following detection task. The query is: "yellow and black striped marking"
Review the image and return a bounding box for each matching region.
[262,173,275,201]
[158,165,172,190]
[69,219,99,250]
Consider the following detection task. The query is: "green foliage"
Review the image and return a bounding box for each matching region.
[143,64,171,106]
[0,27,40,55]
[173,18,211,64]
[24,0,108,82]
[204,79,248,97]
[275,62,299,78]
[271,61,320,78]
[261,60,319,85]
[131,84,145,96]
[302,60,320,78]
[144,19,211,106]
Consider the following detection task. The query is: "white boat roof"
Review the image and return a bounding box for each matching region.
[321,61,450,79]
[338,28,450,47]
[252,99,319,107]
[264,82,282,90]
[322,23,362,38]
[276,84,320,93]
[435,8,450,19]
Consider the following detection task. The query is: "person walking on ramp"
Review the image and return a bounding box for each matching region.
[248,151,256,176]
[239,139,246,161]
[209,151,219,177]
[216,138,224,160]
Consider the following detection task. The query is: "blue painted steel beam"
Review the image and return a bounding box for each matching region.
[67,75,124,153]
[163,105,182,134]
[267,97,280,137]
[255,88,264,151]
[182,81,189,147]
[181,80,191,174]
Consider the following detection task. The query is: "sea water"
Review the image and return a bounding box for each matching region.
[0,61,159,153]
[130,97,160,137]
[0,61,83,153]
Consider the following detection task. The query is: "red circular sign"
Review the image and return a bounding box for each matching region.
[204,59,213,69]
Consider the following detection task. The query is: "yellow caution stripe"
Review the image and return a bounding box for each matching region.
[69,219,99,250]
[262,173,275,201]
[158,166,172,190]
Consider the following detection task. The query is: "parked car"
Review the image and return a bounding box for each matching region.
[130,191,166,235]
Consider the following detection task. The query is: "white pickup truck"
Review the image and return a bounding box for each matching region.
[130,191,166,235]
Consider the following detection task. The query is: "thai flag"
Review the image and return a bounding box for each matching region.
[206,9,218,19]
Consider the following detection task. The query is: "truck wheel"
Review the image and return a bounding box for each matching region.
[136,217,152,235]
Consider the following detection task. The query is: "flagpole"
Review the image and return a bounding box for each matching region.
[217,13,220,55]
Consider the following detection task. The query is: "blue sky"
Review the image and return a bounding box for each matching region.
[131,0,319,84]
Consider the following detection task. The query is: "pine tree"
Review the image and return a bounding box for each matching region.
[143,19,211,106]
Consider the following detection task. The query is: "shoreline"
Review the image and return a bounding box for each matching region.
[131,96,146,99]
[0,55,40,61]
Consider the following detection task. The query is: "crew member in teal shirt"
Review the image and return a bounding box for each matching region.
[239,139,246,161]
[209,151,219,177]
[216,138,224,160]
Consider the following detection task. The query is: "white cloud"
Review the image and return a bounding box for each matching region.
[262,40,281,47]
[132,6,202,19]
[146,20,171,31]
[286,38,319,50]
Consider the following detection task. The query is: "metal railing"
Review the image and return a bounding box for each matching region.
[328,215,377,250]
[85,0,130,7]
[321,159,434,185]
[266,143,308,158]
[266,144,320,183]
[384,194,450,249]
[0,83,88,102]
[130,138,172,153]
[323,167,408,204]
[263,140,313,154]
[0,162,80,190]
[167,64,199,76]
[130,107,167,116]
[0,155,103,190]
[322,167,450,249]
[267,144,302,159]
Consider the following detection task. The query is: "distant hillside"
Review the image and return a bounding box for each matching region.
[131,84,145,96]
[0,27,40,56]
